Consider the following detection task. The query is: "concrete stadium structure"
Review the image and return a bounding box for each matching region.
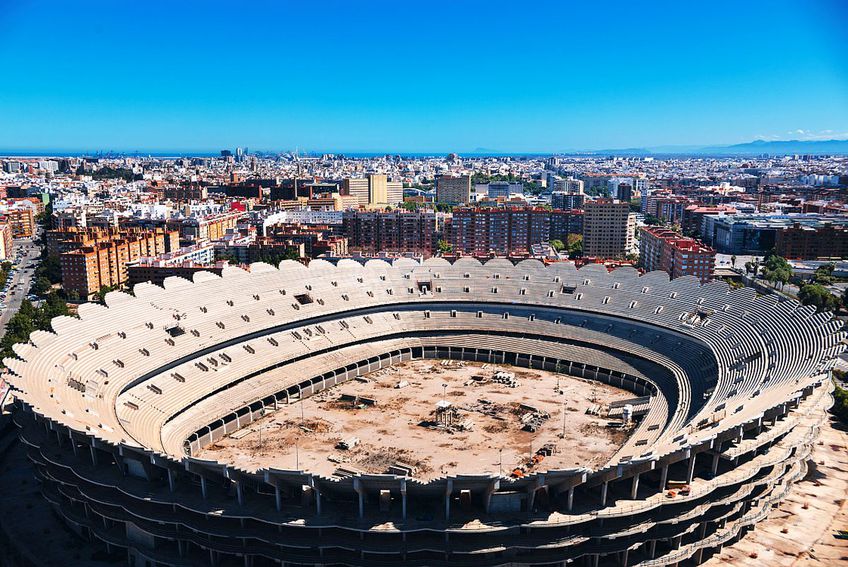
[4,258,845,567]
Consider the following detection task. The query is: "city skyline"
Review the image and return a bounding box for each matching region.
[1,0,847,153]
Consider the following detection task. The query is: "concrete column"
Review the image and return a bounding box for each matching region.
[592,554,600,567]
[401,479,407,520]
[445,479,454,520]
[89,445,98,466]
[630,474,640,499]
[177,540,184,558]
[567,487,575,512]
[201,475,208,499]
[601,481,609,507]
[484,479,499,513]
[687,455,696,483]
[527,487,537,512]
[622,549,629,566]
[649,539,657,558]
[316,488,322,515]
[236,481,244,505]
[168,468,175,493]
[354,478,365,518]
[275,485,282,512]
[711,453,720,476]
[660,465,668,491]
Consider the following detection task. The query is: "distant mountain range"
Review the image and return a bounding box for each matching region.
[571,139,848,157]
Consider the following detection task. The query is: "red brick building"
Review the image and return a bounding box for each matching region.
[639,226,715,283]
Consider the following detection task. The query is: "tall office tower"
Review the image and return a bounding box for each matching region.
[343,177,370,207]
[436,174,472,204]
[582,199,635,259]
[343,175,403,209]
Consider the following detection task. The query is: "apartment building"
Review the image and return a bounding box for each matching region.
[163,184,208,201]
[47,227,180,259]
[127,244,221,287]
[582,200,635,259]
[0,223,12,260]
[59,228,181,298]
[435,174,472,204]
[551,192,585,210]
[2,206,36,238]
[775,222,848,259]
[177,212,242,243]
[449,207,583,257]
[639,226,715,283]
[342,209,443,256]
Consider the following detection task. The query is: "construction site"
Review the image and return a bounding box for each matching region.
[198,359,637,480]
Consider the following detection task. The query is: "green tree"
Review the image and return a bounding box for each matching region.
[813,263,835,286]
[437,239,452,254]
[798,283,839,313]
[282,247,301,261]
[643,214,662,226]
[761,254,792,289]
[567,233,583,258]
[550,239,565,252]
[32,276,52,296]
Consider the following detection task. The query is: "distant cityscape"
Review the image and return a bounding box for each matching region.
[0,149,846,301]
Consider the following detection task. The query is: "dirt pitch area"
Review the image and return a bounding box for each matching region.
[198,360,635,480]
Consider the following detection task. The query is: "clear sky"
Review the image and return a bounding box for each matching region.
[1,0,847,154]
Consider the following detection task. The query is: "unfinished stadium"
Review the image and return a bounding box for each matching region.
[3,258,844,567]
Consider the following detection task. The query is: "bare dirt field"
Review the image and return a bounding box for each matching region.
[198,360,635,479]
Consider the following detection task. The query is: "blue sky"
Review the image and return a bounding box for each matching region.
[0,0,846,153]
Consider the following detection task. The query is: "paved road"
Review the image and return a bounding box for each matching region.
[0,236,43,332]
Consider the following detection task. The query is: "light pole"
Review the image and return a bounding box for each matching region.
[499,448,503,477]
[561,400,567,439]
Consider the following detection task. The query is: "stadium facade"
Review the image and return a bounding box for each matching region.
[5,258,844,566]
